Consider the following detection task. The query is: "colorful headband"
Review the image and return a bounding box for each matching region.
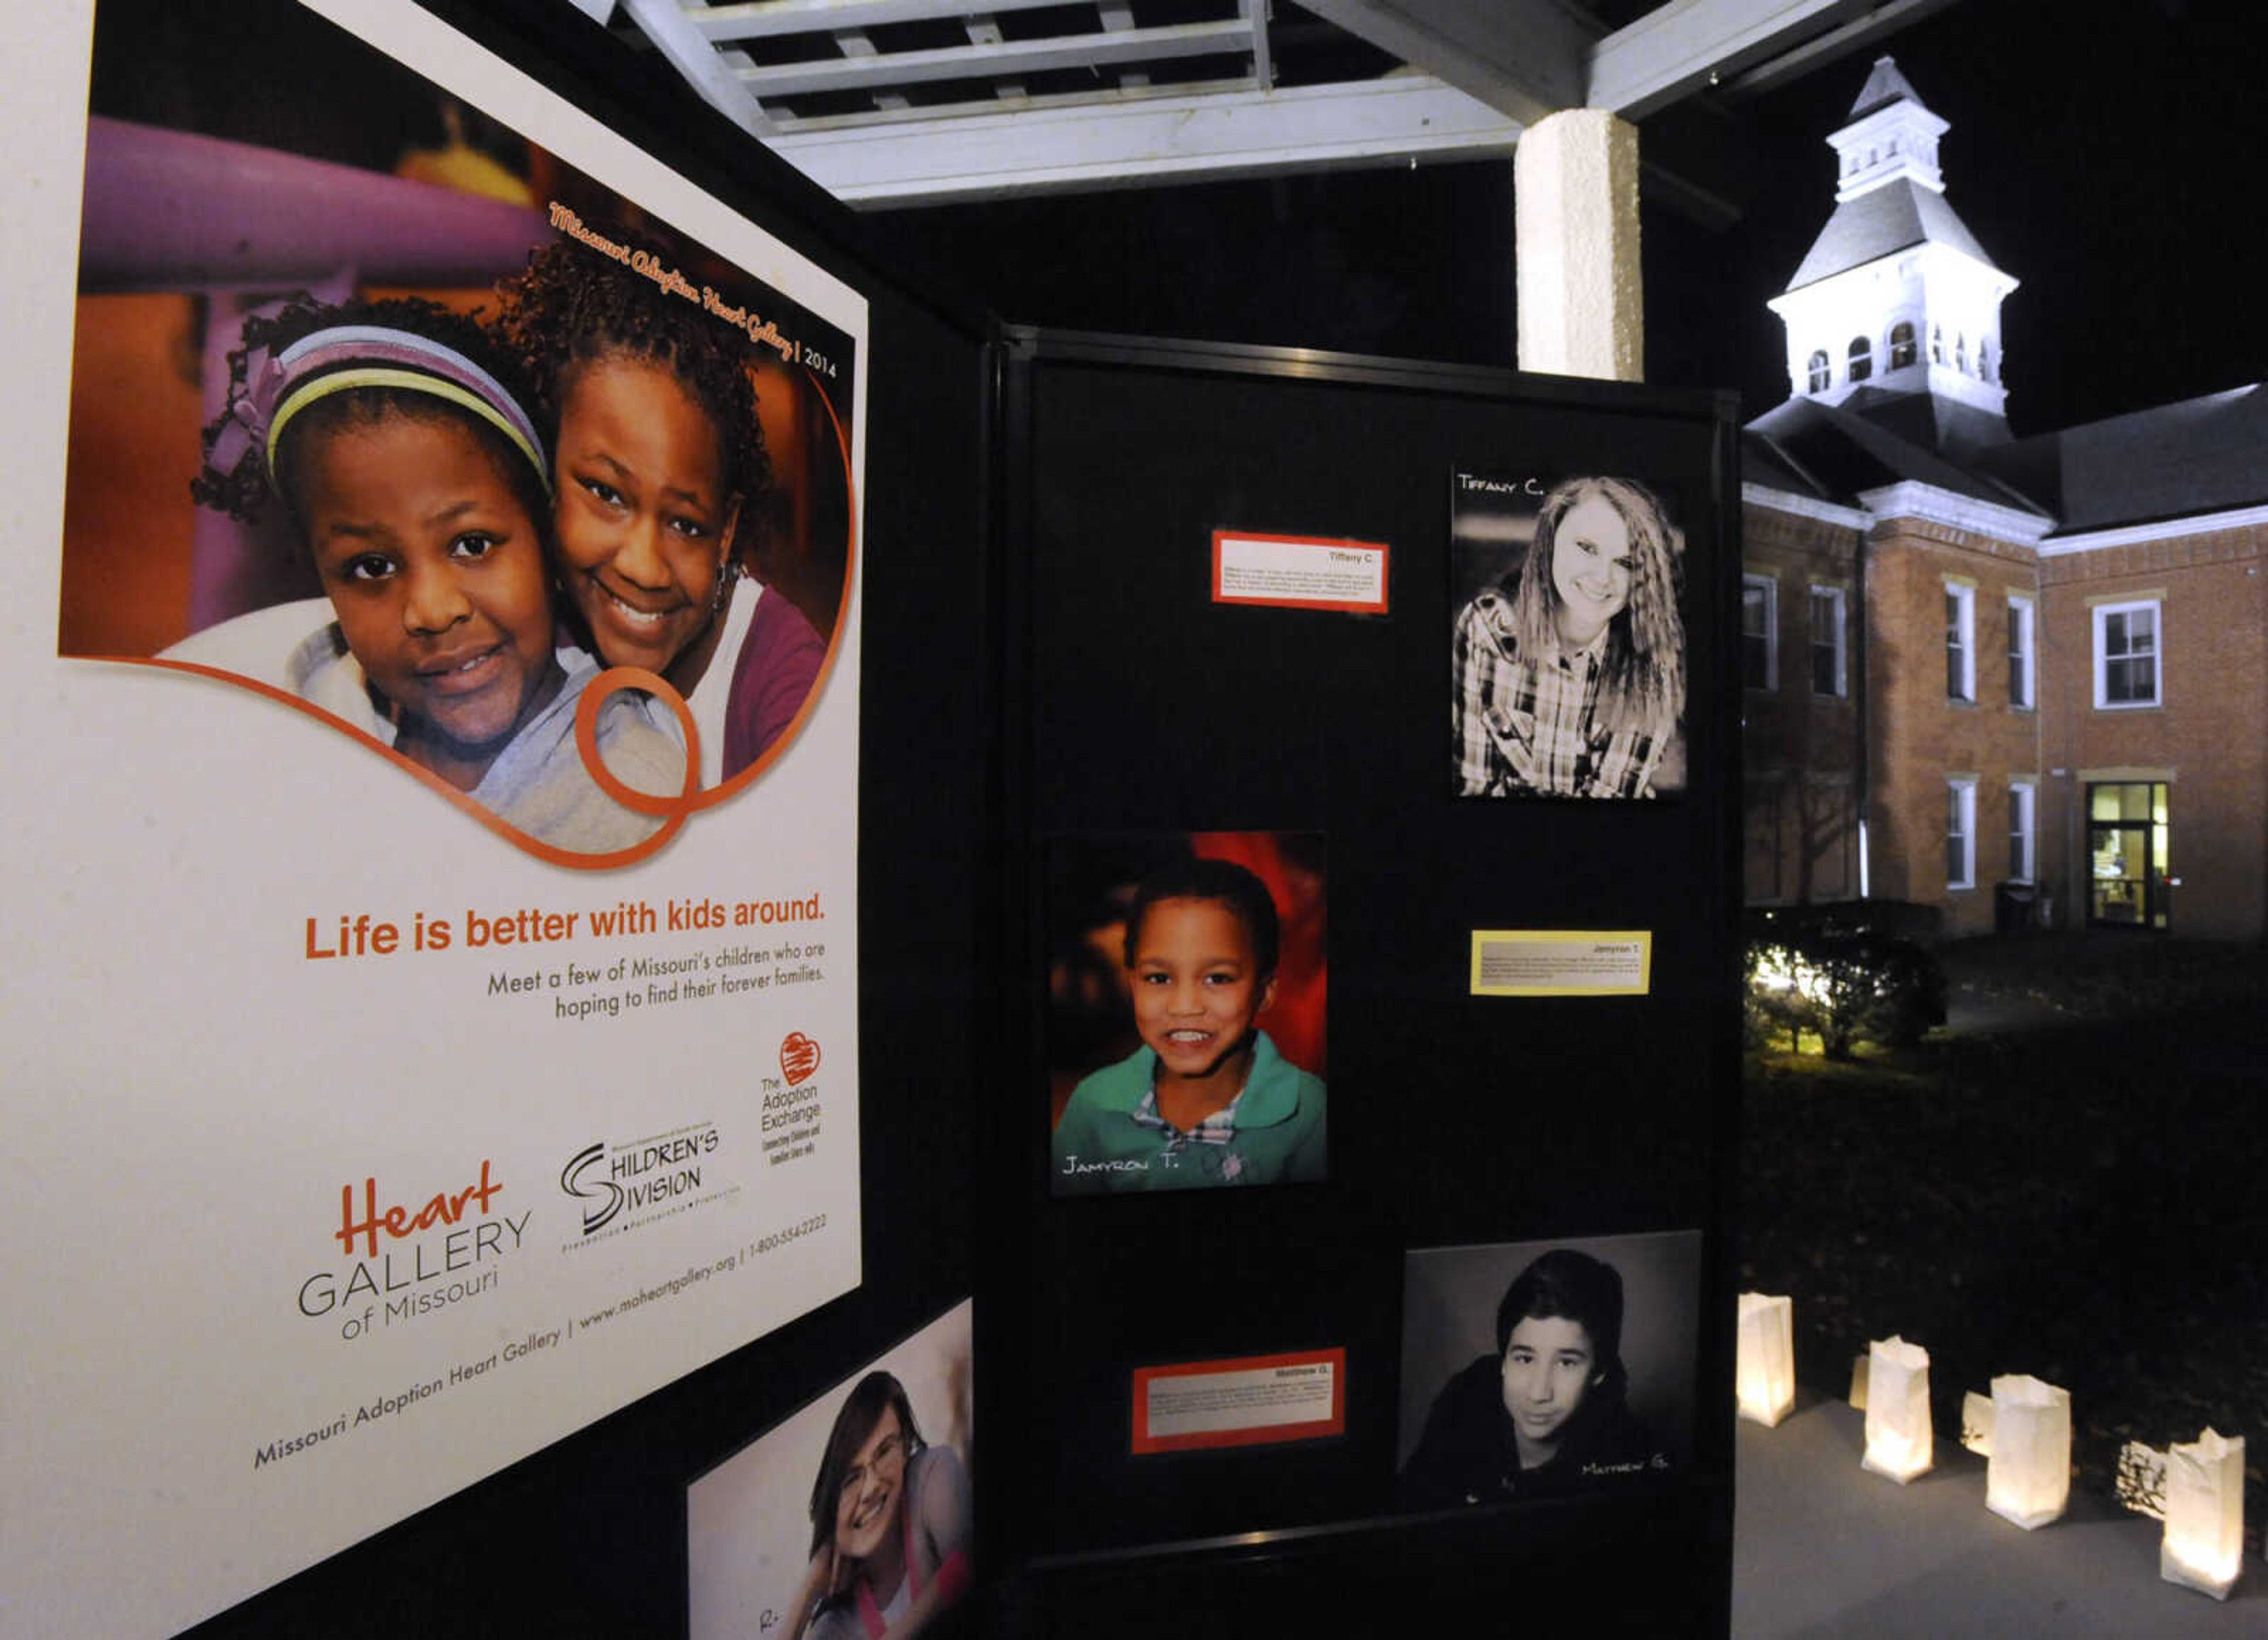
[211,322,549,493]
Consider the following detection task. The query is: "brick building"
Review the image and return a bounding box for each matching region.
[1739,58,2268,938]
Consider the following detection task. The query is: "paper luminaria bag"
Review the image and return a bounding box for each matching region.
[1735,1293,1795,1427]
[1860,1336,1933,1483]
[2159,1427,2245,1600]
[1983,1374,2070,1530]
[1958,1389,1993,1455]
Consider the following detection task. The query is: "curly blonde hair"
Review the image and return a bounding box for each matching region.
[1504,475,1685,740]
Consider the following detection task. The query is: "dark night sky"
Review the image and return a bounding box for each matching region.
[90,0,2260,436]
[898,0,2266,438]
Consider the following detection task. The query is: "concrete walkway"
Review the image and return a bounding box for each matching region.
[1938,975,2071,1037]
[1734,1398,2262,1637]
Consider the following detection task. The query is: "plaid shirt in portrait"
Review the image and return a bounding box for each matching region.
[1454,589,1663,798]
[1130,1081,1247,1155]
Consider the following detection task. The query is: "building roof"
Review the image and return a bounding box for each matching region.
[1835,386,2013,458]
[1754,56,2264,546]
[1978,385,2268,536]
[1747,383,2268,537]
[1784,177,1996,291]
[1846,55,1923,121]
[1745,394,2049,517]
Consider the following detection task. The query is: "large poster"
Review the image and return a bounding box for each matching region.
[2,2,867,1635]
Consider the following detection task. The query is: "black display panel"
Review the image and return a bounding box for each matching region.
[992,331,1741,1628]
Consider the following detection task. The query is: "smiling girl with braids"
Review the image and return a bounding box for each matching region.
[496,240,827,788]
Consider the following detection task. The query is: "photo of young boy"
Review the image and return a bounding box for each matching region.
[1395,1231,1702,1511]
[1045,832,1327,1195]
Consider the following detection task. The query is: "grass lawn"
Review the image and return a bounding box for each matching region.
[1739,935,2268,1555]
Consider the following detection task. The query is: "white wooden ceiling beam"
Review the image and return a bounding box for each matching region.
[1243,0,1272,90]
[618,0,778,133]
[1587,0,1868,118]
[764,75,1521,204]
[1296,0,1589,128]
[772,73,1253,132]
[688,0,1107,44]
[1713,0,1964,102]
[734,18,1251,98]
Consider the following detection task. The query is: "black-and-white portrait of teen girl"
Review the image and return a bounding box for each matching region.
[1396,1231,1700,1511]
[1450,471,1689,800]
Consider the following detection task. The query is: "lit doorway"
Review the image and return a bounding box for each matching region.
[2087,781,2169,928]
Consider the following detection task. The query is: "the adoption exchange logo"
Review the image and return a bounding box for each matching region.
[779,1031,821,1085]
[559,1122,722,1236]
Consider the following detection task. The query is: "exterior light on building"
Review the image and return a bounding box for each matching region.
[1861,1335,1934,1482]
[2160,1428,2245,1600]
[1983,1374,2070,1529]
[1736,1293,1797,1427]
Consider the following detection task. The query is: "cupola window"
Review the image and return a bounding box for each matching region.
[1847,335,1872,383]
[1807,350,1830,392]
[1888,322,1917,370]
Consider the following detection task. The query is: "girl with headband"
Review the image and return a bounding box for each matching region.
[175,294,681,850]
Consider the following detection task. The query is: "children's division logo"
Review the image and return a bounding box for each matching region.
[779,1031,821,1085]
[559,1123,722,1237]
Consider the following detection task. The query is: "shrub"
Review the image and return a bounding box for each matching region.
[1745,921,1946,1059]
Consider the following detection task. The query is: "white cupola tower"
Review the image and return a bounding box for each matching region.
[1767,57,2019,449]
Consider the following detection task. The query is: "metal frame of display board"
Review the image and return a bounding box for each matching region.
[984,325,1744,1634]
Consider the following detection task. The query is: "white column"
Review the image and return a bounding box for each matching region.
[1514,109,1643,382]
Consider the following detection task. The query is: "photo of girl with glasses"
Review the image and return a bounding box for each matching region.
[686,1304,972,1640]
[1451,473,1687,800]
[784,1371,972,1640]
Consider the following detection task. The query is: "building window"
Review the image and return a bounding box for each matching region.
[2094,599,2161,708]
[1945,582,1975,702]
[1807,350,1830,392]
[1946,778,1976,891]
[1954,332,1968,373]
[1888,321,1918,370]
[2008,780,2036,883]
[2007,595,2035,709]
[1809,585,1847,697]
[1931,324,1944,364]
[1742,575,1778,690]
[2088,781,2170,928]
[1847,335,1873,383]
[1979,339,1995,382]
